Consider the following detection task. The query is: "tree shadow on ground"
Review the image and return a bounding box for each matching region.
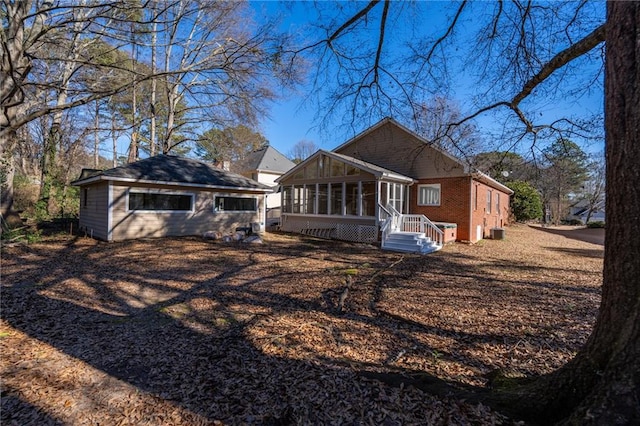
[1,234,600,424]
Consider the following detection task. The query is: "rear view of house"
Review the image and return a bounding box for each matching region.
[276,118,512,249]
[73,155,272,241]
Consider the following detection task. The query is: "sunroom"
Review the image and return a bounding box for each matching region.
[276,150,414,242]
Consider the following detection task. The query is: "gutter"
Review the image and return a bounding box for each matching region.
[71,175,273,193]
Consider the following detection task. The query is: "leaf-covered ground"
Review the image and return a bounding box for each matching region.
[1,224,603,425]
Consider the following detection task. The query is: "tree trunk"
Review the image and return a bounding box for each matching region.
[564,2,640,422]
[0,131,17,222]
[94,100,100,168]
[492,3,640,424]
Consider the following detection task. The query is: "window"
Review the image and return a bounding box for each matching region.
[305,184,316,214]
[292,169,304,180]
[331,183,343,215]
[282,186,292,213]
[473,185,478,210]
[305,160,318,179]
[318,184,328,214]
[418,184,440,206]
[83,188,88,207]
[345,164,359,176]
[390,183,403,211]
[361,182,376,217]
[214,196,256,212]
[496,193,500,214]
[345,182,358,215]
[129,192,193,211]
[487,190,492,213]
[322,156,331,177]
[330,159,344,177]
[292,185,304,213]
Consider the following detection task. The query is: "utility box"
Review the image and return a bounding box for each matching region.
[491,227,505,240]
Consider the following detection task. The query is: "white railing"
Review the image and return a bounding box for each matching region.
[378,202,444,248]
[398,214,444,247]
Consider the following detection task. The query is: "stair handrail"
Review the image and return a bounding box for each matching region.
[398,213,444,247]
[378,202,402,247]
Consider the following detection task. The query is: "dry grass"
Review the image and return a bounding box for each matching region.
[1,224,603,425]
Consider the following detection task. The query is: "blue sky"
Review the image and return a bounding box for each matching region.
[253,1,606,158]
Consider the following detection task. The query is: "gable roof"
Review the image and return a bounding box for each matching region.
[333,117,467,169]
[276,149,415,184]
[333,117,513,194]
[234,145,295,174]
[72,155,272,192]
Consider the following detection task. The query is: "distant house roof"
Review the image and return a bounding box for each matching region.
[276,149,415,184]
[72,155,272,192]
[234,145,295,174]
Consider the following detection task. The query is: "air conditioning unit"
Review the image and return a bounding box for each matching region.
[490,228,505,240]
[251,222,264,234]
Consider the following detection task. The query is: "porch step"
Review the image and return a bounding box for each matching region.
[382,231,442,254]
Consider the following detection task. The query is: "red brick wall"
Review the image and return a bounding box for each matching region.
[410,176,473,241]
[410,177,510,242]
[470,181,510,241]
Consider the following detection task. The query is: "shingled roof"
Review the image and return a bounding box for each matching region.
[72,155,272,192]
[234,145,295,174]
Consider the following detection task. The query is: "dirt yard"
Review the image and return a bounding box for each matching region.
[1,224,603,425]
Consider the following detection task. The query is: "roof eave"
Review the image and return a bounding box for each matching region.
[471,171,514,195]
[72,175,273,193]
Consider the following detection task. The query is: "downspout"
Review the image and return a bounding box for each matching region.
[469,176,474,243]
[107,181,113,241]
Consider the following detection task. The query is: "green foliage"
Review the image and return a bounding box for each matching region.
[0,221,42,244]
[507,181,543,222]
[587,221,605,228]
[197,125,268,162]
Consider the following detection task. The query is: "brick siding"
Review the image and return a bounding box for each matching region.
[410,176,510,242]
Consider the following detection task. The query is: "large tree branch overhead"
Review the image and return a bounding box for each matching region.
[511,23,607,107]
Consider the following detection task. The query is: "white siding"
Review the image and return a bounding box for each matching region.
[109,183,264,241]
[78,181,110,240]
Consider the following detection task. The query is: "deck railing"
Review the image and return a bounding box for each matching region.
[378,202,444,248]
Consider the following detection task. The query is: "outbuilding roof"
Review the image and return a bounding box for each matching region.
[72,155,272,192]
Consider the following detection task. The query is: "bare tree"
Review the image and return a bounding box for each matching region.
[1,0,299,217]
[287,139,318,163]
[583,153,606,223]
[414,96,482,163]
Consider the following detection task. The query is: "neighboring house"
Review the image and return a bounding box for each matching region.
[233,145,296,226]
[276,118,513,250]
[567,199,606,224]
[72,155,272,241]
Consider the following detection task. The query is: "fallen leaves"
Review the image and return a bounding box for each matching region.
[1,224,602,424]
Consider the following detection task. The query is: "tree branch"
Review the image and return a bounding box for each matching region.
[511,23,606,106]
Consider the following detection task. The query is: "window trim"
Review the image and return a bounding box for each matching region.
[127,189,195,213]
[213,195,259,213]
[417,183,441,207]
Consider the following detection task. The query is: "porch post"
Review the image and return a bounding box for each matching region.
[376,180,381,226]
[357,181,362,216]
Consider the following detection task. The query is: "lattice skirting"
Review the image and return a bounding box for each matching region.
[281,217,379,243]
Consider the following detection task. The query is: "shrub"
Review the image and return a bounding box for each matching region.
[507,181,543,222]
[587,221,605,228]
